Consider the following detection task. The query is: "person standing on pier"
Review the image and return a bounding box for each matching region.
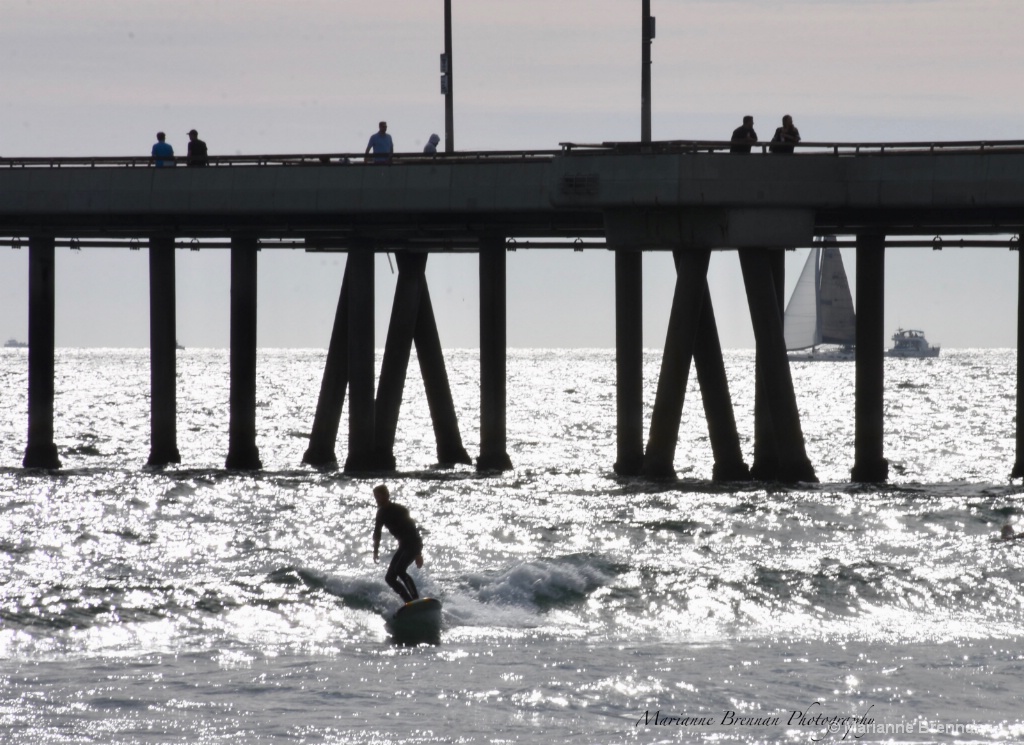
[151,132,175,167]
[423,133,441,154]
[371,484,424,603]
[365,121,394,163]
[769,115,801,154]
[186,129,208,166]
[730,116,758,153]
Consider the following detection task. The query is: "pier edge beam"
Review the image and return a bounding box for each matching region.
[22,234,61,469]
[851,234,889,482]
[477,237,513,471]
[225,234,263,470]
[1015,244,1024,478]
[738,248,817,483]
[147,235,181,466]
[643,249,711,478]
[343,249,376,473]
[614,248,644,475]
[303,265,351,467]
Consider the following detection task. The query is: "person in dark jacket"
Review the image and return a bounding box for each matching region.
[372,484,424,603]
[186,129,208,166]
[730,116,757,153]
[769,115,801,154]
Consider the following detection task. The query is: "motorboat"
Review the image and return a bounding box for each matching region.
[887,328,940,358]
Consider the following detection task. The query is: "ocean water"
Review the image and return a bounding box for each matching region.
[1,348,1023,744]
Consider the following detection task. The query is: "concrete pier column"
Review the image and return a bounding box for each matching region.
[615,249,644,475]
[23,235,60,469]
[1014,247,1024,478]
[692,282,751,482]
[751,248,784,479]
[739,249,816,483]
[147,236,181,466]
[225,234,262,470]
[851,234,889,482]
[643,249,711,478]
[477,237,513,471]
[414,275,472,466]
[303,267,350,467]
[374,252,427,470]
[344,250,376,473]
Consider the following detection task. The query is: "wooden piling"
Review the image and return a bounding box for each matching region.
[147,236,181,466]
[614,249,644,475]
[851,234,889,482]
[478,237,513,471]
[22,235,61,469]
[225,234,262,470]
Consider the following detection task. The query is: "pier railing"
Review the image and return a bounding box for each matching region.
[3,139,1024,169]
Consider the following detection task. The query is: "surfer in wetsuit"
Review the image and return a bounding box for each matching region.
[372,484,424,603]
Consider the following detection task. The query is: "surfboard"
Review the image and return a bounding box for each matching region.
[385,597,443,644]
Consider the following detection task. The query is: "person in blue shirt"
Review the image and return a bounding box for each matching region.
[151,132,175,167]
[365,121,394,163]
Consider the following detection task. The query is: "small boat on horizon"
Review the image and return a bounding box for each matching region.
[887,328,940,358]
[4,338,27,349]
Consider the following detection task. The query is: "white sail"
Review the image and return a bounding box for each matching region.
[783,247,821,350]
[783,239,856,353]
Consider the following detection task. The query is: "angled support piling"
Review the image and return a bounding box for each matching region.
[643,250,712,478]
[303,265,351,467]
[373,253,426,470]
[23,235,60,469]
[147,236,181,466]
[851,234,889,482]
[691,282,751,482]
[225,234,262,470]
[373,253,471,469]
[614,249,644,475]
[478,238,513,471]
[413,271,472,466]
[739,249,816,483]
[751,249,784,480]
[344,250,376,473]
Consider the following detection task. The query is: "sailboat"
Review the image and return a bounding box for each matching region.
[784,237,856,361]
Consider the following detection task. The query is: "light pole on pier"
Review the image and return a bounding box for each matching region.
[641,0,655,143]
[441,0,454,152]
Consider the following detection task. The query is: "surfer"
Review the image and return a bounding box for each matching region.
[372,484,424,603]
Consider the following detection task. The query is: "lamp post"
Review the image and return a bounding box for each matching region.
[441,0,454,152]
[641,0,655,144]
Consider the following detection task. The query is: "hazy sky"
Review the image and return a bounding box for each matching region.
[2,0,1022,349]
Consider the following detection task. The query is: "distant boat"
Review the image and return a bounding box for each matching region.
[176,340,185,350]
[784,238,856,361]
[887,328,940,358]
[4,338,27,349]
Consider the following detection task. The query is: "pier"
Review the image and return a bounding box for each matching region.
[2,139,1024,480]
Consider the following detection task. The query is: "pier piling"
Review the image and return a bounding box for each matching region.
[614,249,645,476]
[147,236,181,466]
[23,235,61,469]
[344,250,376,473]
[851,234,889,482]
[477,237,513,471]
[303,267,350,467]
[739,249,817,483]
[225,234,262,470]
